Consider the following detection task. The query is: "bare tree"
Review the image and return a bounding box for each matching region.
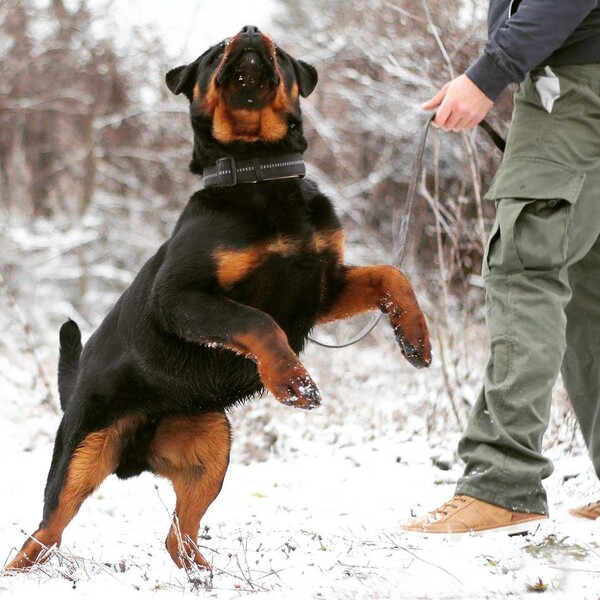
[0,0,192,397]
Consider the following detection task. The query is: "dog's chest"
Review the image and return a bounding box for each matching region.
[213,228,343,291]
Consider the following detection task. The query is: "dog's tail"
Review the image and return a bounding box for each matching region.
[58,319,82,411]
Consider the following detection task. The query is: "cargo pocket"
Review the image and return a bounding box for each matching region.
[483,158,586,275]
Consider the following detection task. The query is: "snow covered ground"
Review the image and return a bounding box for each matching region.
[1,328,599,599]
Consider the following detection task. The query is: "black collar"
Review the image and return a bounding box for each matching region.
[202,153,306,188]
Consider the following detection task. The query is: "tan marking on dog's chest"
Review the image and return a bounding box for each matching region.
[314,229,345,260]
[212,105,288,143]
[214,229,344,289]
[214,237,297,289]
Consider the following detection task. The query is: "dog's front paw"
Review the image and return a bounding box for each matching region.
[263,362,322,410]
[278,371,322,410]
[393,325,432,369]
[381,297,432,368]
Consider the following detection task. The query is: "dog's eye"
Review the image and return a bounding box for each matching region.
[210,44,225,64]
[211,51,223,64]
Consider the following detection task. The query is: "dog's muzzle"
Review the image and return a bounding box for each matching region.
[216,26,279,89]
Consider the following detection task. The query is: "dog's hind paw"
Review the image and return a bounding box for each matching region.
[5,538,53,572]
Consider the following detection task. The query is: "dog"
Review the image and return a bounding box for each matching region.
[7,25,431,572]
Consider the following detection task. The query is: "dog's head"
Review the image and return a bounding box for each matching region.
[166,26,317,168]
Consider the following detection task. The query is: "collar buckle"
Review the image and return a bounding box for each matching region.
[216,156,237,186]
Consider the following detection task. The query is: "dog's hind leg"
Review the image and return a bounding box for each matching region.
[149,412,231,570]
[6,415,143,571]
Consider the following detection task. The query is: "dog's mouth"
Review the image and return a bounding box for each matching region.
[214,29,280,109]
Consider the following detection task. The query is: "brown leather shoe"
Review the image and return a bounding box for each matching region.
[569,500,600,520]
[401,495,547,536]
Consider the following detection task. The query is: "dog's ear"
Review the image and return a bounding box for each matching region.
[166,62,198,98]
[293,59,318,98]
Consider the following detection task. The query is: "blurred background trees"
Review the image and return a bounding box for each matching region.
[0,0,188,219]
[0,0,191,329]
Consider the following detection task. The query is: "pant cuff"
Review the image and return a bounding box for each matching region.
[455,482,549,516]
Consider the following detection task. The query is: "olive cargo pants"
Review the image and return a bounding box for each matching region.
[456,64,600,515]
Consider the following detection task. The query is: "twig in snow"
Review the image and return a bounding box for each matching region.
[549,565,600,574]
[383,533,464,584]
[5,532,124,585]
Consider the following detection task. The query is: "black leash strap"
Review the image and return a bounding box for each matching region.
[479,119,506,153]
[309,115,505,349]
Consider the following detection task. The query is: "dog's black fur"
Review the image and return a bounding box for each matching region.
[8,26,431,571]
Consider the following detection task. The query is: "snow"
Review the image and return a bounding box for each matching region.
[1,333,599,599]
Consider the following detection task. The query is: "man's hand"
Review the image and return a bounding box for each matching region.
[422,74,494,132]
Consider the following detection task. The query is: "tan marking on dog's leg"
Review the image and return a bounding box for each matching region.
[317,265,431,367]
[6,415,144,571]
[231,327,321,409]
[149,413,231,570]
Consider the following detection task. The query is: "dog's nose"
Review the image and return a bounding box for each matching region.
[240,25,261,37]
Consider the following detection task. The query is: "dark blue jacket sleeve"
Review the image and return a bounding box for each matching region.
[466,0,597,101]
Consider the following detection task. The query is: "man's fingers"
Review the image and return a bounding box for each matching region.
[432,101,452,129]
[444,110,464,132]
[463,116,482,131]
[451,118,470,132]
[421,95,442,110]
[421,83,449,111]
[425,75,494,131]
[438,106,487,132]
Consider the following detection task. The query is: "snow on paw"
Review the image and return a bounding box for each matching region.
[278,372,322,410]
[381,296,431,368]
[260,356,322,410]
[394,325,431,369]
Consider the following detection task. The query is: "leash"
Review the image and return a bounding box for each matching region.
[309,114,505,349]
[479,119,506,153]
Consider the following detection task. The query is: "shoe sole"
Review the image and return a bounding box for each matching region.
[401,517,548,539]
[568,508,599,521]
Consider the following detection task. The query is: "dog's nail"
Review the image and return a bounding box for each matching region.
[394,328,431,369]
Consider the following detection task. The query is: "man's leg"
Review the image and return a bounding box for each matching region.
[456,206,572,515]
[562,236,600,520]
[402,64,600,534]
[562,237,600,477]
[403,195,597,533]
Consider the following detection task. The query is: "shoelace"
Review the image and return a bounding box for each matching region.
[436,496,469,517]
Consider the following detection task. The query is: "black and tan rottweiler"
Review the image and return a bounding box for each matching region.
[7,26,431,571]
